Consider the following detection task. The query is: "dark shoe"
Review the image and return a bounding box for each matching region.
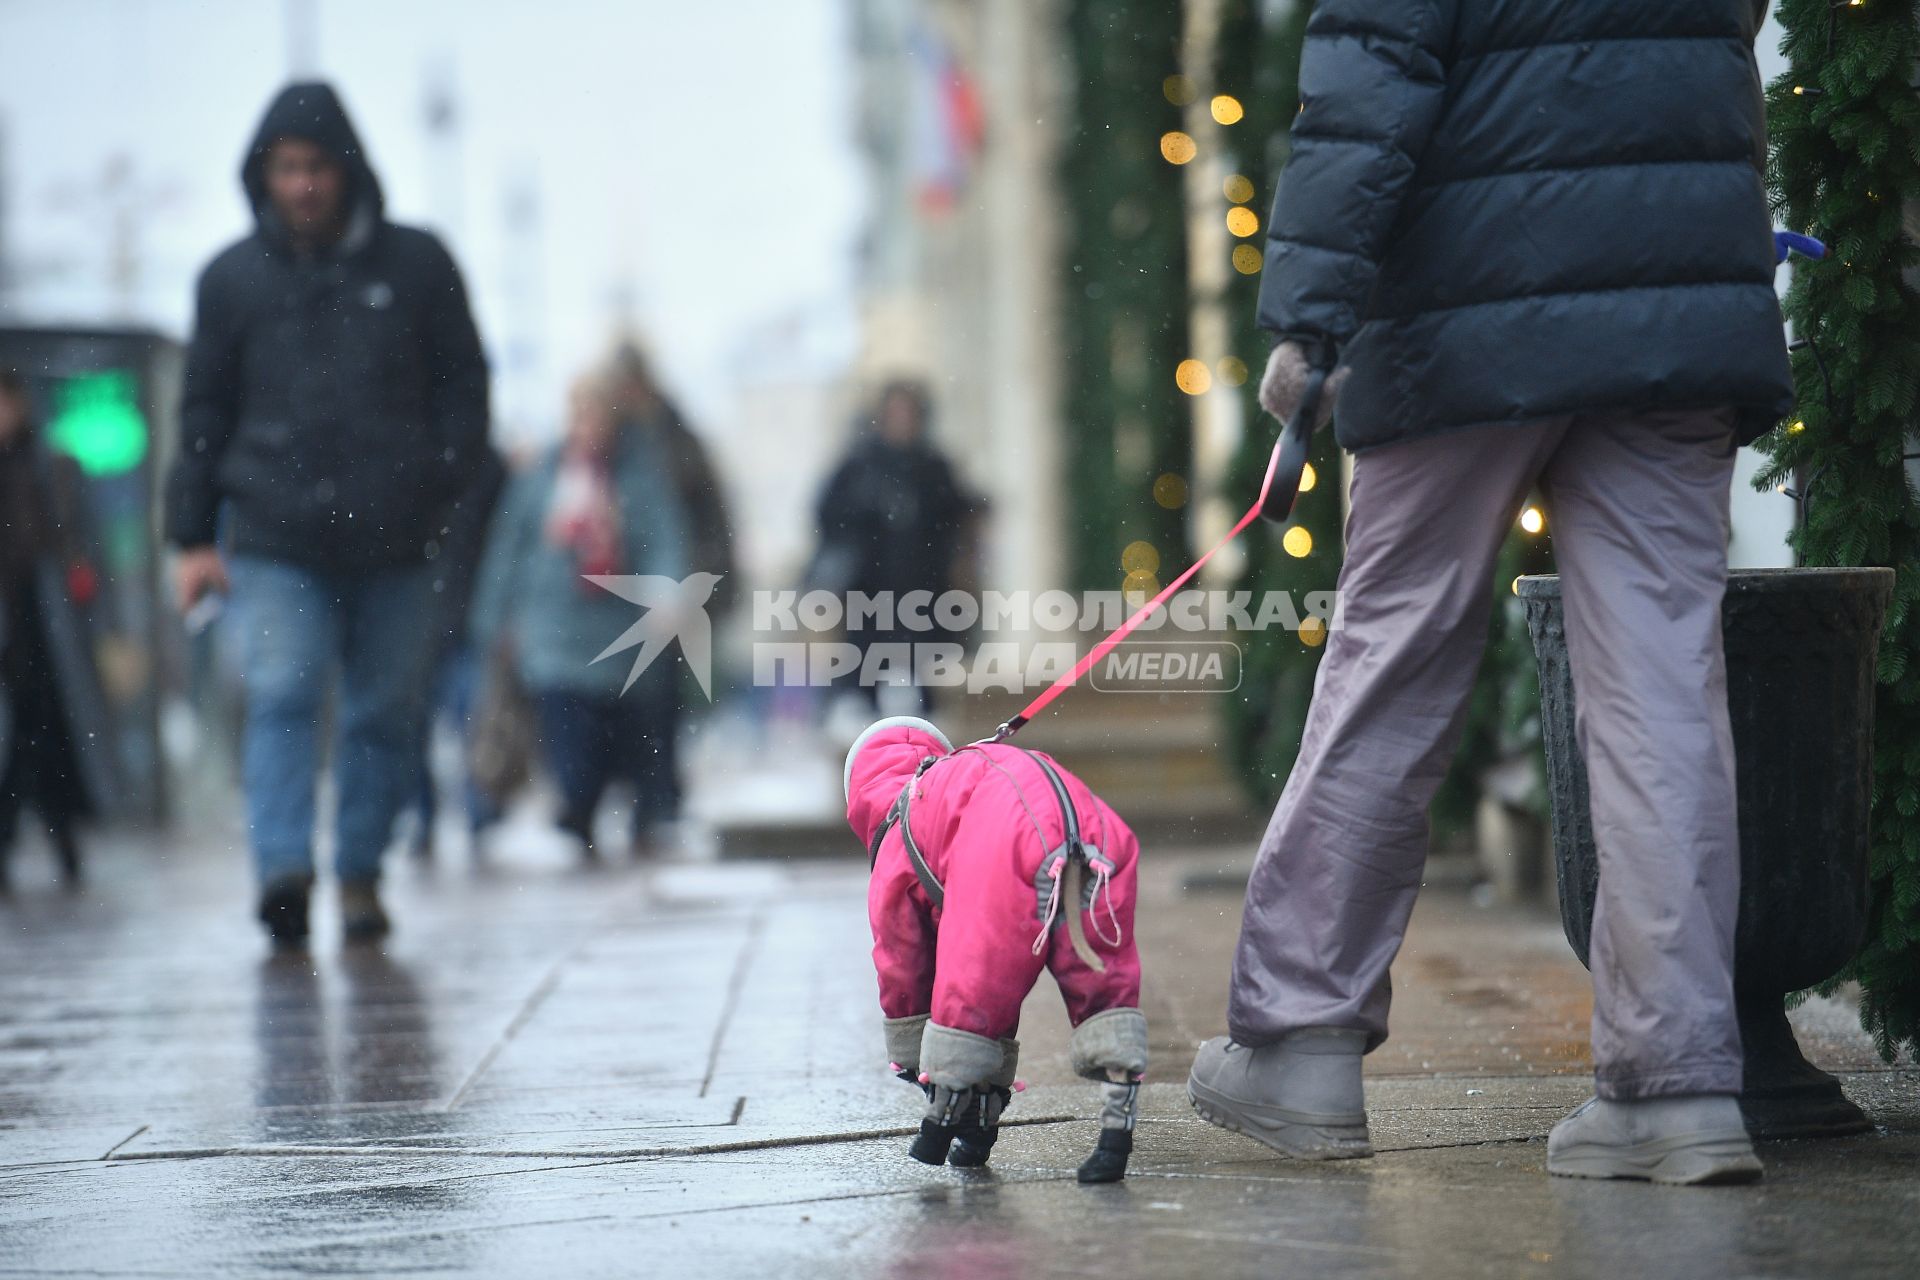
[339,879,390,943]
[52,826,82,887]
[908,1118,956,1166]
[258,874,314,947]
[1548,1095,1762,1186]
[948,1121,999,1167]
[559,811,599,863]
[1077,1127,1132,1184]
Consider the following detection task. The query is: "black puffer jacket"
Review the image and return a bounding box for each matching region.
[1258,0,1793,451]
[167,82,489,567]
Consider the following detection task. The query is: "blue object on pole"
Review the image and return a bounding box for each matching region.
[1774,230,1827,264]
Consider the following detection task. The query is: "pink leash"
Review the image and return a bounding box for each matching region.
[983,366,1328,744]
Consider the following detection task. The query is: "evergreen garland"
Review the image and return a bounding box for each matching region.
[1762,0,1920,1061]
[1214,0,1341,802]
[1059,2,1190,593]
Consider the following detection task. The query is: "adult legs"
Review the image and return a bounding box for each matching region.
[1227,421,1565,1048]
[1540,408,1744,1099]
[533,690,618,852]
[620,674,682,840]
[228,556,337,888]
[333,562,439,886]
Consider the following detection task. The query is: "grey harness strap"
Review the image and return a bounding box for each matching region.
[869,755,945,909]
[1028,753,1108,973]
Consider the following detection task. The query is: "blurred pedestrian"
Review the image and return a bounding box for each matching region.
[609,342,736,616]
[1186,1,1791,1186]
[470,373,689,860]
[608,342,733,836]
[165,83,489,946]
[406,446,509,858]
[0,369,116,891]
[810,380,969,717]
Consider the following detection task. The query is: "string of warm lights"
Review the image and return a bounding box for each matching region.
[1780,0,1891,519]
[1790,0,1872,98]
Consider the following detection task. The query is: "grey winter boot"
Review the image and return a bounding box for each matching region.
[1187,1029,1371,1160]
[1547,1095,1762,1186]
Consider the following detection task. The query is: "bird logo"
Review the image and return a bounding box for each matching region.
[584,572,724,699]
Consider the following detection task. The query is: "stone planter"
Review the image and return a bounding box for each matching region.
[1517,567,1893,1139]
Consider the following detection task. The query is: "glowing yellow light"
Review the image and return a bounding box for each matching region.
[1217,356,1249,387]
[1299,616,1328,648]
[1793,85,1810,96]
[1775,482,1789,493]
[1788,420,1806,434]
[1121,540,1161,575]
[1163,75,1197,106]
[1283,526,1313,558]
[1223,174,1255,204]
[1299,462,1317,493]
[1211,95,1245,125]
[1122,569,1161,599]
[1160,131,1198,165]
[1226,207,1260,238]
[1511,577,1522,596]
[1520,506,1545,534]
[1152,473,1189,510]
[1231,244,1263,274]
[1175,358,1212,395]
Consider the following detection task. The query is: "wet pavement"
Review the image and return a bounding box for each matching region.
[1,817,1915,1278]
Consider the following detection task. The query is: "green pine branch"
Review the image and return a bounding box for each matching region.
[1764,0,1920,1063]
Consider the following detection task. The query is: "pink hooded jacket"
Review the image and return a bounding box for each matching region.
[845,717,1147,1090]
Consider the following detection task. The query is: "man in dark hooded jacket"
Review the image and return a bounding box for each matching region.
[166,82,488,946]
[1187,2,1788,1186]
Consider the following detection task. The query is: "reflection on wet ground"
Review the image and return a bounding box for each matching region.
[0,826,1914,1276]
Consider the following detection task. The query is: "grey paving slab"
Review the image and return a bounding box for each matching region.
[1,828,1914,1278]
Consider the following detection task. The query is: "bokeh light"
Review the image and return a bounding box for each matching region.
[1226,207,1260,237]
[1232,244,1263,274]
[1283,525,1313,558]
[1175,358,1212,395]
[1299,462,1317,493]
[1223,174,1255,203]
[1163,74,1197,106]
[1160,131,1197,165]
[1299,616,1328,648]
[1210,95,1244,125]
[1153,472,1190,510]
[1216,356,1248,386]
[1520,506,1545,534]
[1121,540,1161,574]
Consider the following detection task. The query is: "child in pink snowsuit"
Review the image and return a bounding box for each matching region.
[844,716,1148,1182]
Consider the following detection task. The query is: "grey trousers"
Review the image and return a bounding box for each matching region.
[1229,408,1745,1100]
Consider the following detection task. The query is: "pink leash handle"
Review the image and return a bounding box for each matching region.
[985,369,1326,744]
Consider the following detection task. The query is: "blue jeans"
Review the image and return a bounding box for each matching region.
[411,643,498,836]
[227,555,438,886]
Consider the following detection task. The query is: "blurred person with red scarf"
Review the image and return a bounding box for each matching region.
[470,373,689,858]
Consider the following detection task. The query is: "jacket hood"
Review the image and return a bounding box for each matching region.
[241,82,384,240]
[844,717,952,850]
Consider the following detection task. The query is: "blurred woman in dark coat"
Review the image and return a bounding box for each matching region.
[811,380,971,716]
[0,369,115,889]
